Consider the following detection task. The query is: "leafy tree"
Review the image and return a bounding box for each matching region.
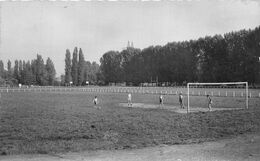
[35,54,47,85]
[224,30,250,82]
[84,61,91,83]
[71,47,78,85]
[25,61,36,85]
[244,26,260,84]
[90,62,100,84]
[0,60,4,78]
[84,61,100,85]
[78,48,85,85]
[13,60,19,82]
[120,48,141,83]
[18,60,23,83]
[60,74,65,86]
[128,53,145,84]
[7,60,12,79]
[65,49,72,85]
[100,51,121,84]
[45,57,56,85]
[31,60,37,82]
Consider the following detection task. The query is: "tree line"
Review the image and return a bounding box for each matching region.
[0,55,56,86]
[64,47,100,86]
[100,26,260,85]
[0,47,100,87]
[1,26,259,87]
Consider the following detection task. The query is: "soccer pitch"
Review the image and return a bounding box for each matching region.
[0,90,260,155]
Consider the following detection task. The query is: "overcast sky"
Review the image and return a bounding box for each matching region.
[0,0,260,76]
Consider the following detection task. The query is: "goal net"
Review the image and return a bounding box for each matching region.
[187,82,248,113]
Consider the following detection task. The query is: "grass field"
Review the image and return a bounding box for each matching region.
[0,91,260,155]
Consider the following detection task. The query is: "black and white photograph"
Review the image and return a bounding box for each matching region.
[0,0,260,160]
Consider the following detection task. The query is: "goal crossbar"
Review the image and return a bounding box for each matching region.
[187,82,248,113]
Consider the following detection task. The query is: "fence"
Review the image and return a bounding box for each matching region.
[0,86,260,98]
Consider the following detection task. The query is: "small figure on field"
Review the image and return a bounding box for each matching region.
[93,96,98,105]
[93,96,101,109]
[179,92,184,109]
[159,94,164,108]
[207,95,212,111]
[128,93,132,107]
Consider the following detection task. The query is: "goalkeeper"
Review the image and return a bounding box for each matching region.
[179,92,184,109]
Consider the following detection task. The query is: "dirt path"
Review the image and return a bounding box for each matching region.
[1,132,260,161]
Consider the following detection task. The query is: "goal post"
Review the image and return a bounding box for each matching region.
[187,82,248,113]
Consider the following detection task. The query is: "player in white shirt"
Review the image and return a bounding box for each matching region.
[159,94,164,108]
[128,93,132,107]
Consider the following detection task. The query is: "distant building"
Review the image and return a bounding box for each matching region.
[125,41,134,50]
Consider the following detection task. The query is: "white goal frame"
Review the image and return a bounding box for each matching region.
[187,82,248,113]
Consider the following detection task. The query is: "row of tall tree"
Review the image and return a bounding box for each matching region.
[1,26,259,86]
[64,47,100,86]
[100,26,260,85]
[0,55,56,86]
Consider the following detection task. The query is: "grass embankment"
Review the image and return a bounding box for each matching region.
[0,92,259,155]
